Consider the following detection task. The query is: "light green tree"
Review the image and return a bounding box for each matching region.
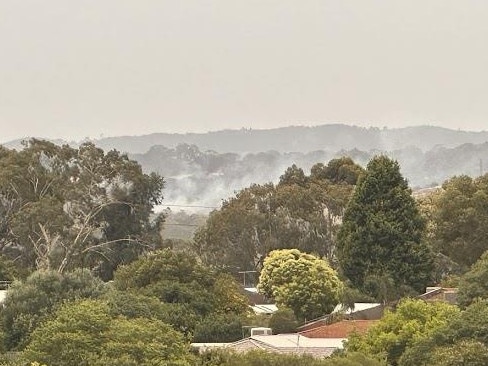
[399,300,488,366]
[258,249,343,320]
[429,340,488,366]
[22,299,194,366]
[347,298,459,366]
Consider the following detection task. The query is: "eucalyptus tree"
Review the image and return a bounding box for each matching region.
[0,139,164,277]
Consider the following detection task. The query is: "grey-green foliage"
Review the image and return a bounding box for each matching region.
[1,269,106,351]
[196,349,385,366]
[337,155,433,301]
[194,158,362,273]
[0,139,164,278]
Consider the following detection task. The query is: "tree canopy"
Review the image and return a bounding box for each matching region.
[22,299,193,366]
[1,269,106,351]
[347,298,459,366]
[0,140,164,278]
[431,174,488,270]
[112,249,249,336]
[258,249,343,320]
[337,155,433,300]
[194,158,362,272]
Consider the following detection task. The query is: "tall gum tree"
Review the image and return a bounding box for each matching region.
[0,139,164,278]
[336,155,433,301]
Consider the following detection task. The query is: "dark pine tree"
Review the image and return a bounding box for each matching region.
[337,155,433,301]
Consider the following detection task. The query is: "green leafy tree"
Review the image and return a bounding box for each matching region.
[194,158,361,272]
[0,140,164,277]
[196,349,384,366]
[258,249,343,320]
[193,313,243,343]
[1,269,106,351]
[268,307,299,334]
[22,299,111,366]
[310,157,364,185]
[429,340,488,366]
[399,300,488,366]
[22,299,194,366]
[101,290,198,337]
[337,155,433,300]
[113,249,249,335]
[432,174,488,270]
[347,298,459,366]
[457,250,488,307]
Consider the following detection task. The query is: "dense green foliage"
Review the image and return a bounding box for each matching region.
[399,300,488,365]
[432,174,488,270]
[268,308,299,334]
[197,349,385,366]
[0,140,164,278]
[258,249,343,320]
[113,249,249,336]
[1,269,106,350]
[3,141,488,365]
[337,156,433,300]
[457,250,488,307]
[194,158,362,272]
[22,299,194,366]
[347,299,459,366]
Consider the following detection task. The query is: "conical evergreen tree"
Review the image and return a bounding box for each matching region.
[337,155,433,301]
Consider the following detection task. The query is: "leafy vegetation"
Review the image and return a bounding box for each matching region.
[258,249,343,321]
[337,156,433,301]
[2,139,488,364]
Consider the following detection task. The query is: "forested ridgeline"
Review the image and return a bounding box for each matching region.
[131,141,488,209]
[1,140,488,365]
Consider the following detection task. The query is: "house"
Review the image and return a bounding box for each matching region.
[418,286,458,305]
[192,333,345,358]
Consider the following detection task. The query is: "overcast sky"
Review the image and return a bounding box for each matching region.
[1,1,488,143]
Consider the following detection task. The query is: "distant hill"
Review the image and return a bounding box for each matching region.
[92,124,488,154]
[3,124,488,209]
[4,124,488,155]
[133,141,488,211]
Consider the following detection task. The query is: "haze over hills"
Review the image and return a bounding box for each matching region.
[4,124,488,154]
[3,124,488,210]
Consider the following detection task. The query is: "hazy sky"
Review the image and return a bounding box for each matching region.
[1,0,488,143]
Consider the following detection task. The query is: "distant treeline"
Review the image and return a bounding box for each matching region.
[131,141,488,208]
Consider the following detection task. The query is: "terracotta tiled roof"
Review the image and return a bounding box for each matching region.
[299,320,377,338]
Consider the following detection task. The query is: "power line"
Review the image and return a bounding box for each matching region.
[163,223,201,227]
[163,204,219,209]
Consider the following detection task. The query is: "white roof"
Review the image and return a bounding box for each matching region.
[251,334,345,349]
[332,303,381,315]
[0,290,7,304]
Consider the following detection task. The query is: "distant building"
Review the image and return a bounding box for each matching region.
[192,333,345,358]
[418,286,458,305]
